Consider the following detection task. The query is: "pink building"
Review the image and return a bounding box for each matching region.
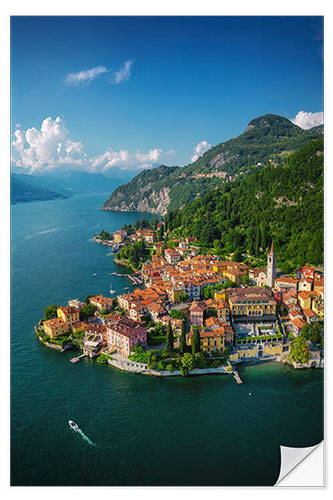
[106,317,147,357]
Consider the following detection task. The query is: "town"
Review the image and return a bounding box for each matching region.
[36,223,324,377]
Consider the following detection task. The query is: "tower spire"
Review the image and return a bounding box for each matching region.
[270,240,274,254]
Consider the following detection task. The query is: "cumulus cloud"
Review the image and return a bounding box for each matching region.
[66,65,108,86]
[291,111,324,130]
[11,116,87,173]
[191,140,211,163]
[11,116,168,174]
[114,60,134,84]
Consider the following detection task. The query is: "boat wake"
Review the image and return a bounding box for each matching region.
[69,420,99,448]
[77,428,99,448]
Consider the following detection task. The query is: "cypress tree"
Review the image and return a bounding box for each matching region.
[191,327,201,355]
[255,224,261,257]
[179,319,187,354]
[166,320,174,352]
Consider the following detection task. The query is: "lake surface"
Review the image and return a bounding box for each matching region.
[10,194,323,486]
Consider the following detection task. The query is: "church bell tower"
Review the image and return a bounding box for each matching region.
[266,241,276,288]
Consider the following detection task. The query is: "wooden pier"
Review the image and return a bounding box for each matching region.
[233,369,244,384]
[70,354,86,363]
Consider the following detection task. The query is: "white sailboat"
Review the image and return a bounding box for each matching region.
[110,282,116,294]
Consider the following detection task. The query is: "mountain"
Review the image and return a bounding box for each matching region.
[12,173,73,198]
[11,175,69,204]
[44,171,125,195]
[166,137,324,273]
[102,114,323,215]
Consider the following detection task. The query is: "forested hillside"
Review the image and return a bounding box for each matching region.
[166,138,324,272]
[102,114,323,215]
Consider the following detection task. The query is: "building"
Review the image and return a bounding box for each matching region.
[83,338,104,358]
[57,306,80,328]
[266,241,276,287]
[290,317,306,336]
[188,328,225,354]
[43,317,68,338]
[228,287,277,322]
[68,299,85,310]
[189,301,205,325]
[107,318,147,358]
[89,295,113,312]
[216,300,230,322]
[164,248,181,265]
[113,230,127,243]
[249,268,267,287]
[296,266,316,280]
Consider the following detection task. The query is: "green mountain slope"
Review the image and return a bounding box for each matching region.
[10,175,69,204]
[102,114,323,215]
[166,138,324,273]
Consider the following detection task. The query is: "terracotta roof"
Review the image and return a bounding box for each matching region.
[43,317,66,328]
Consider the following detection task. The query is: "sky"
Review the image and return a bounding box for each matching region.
[10,16,324,178]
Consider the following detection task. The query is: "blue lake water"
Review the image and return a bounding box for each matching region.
[10,194,323,486]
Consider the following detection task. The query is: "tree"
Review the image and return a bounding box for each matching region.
[179,319,187,354]
[80,303,97,321]
[166,320,174,352]
[289,337,311,364]
[242,275,249,285]
[191,327,201,355]
[170,309,186,319]
[84,294,94,304]
[301,322,323,346]
[44,304,58,320]
[181,353,194,371]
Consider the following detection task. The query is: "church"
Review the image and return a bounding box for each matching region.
[248,241,276,288]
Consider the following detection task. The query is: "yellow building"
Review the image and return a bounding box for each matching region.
[228,287,276,321]
[216,300,230,322]
[212,261,227,273]
[43,318,68,338]
[57,306,80,328]
[188,328,225,353]
[214,290,228,302]
[113,230,127,243]
[297,291,314,311]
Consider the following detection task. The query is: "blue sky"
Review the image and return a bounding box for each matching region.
[11,16,324,177]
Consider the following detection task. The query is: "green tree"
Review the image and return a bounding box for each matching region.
[179,319,187,354]
[242,275,249,285]
[301,322,323,346]
[191,327,201,355]
[166,320,174,352]
[290,337,311,364]
[181,353,194,371]
[170,309,186,319]
[84,294,94,304]
[80,303,97,321]
[44,304,58,320]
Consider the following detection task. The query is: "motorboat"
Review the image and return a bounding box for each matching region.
[69,420,79,432]
[92,273,97,277]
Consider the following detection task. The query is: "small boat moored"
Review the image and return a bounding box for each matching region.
[69,420,80,432]
[92,273,97,277]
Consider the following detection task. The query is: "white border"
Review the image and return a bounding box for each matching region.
[2,2,331,499]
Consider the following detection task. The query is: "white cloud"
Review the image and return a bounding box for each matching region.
[191,140,211,163]
[66,65,108,86]
[291,111,324,130]
[11,116,168,174]
[114,60,134,84]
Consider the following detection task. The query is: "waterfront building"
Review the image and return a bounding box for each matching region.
[228,287,276,322]
[106,317,147,357]
[266,241,276,287]
[57,306,80,328]
[43,317,68,338]
[113,230,127,243]
[188,328,226,354]
[89,295,113,312]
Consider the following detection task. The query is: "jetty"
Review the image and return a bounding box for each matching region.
[70,354,86,363]
[233,369,243,384]
[109,271,143,285]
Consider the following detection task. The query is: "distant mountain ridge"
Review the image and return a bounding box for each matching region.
[11,175,69,204]
[10,171,126,204]
[102,114,323,215]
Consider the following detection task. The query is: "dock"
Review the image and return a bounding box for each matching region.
[70,354,86,363]
[109,271,143,285]
[233,369,244,384]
